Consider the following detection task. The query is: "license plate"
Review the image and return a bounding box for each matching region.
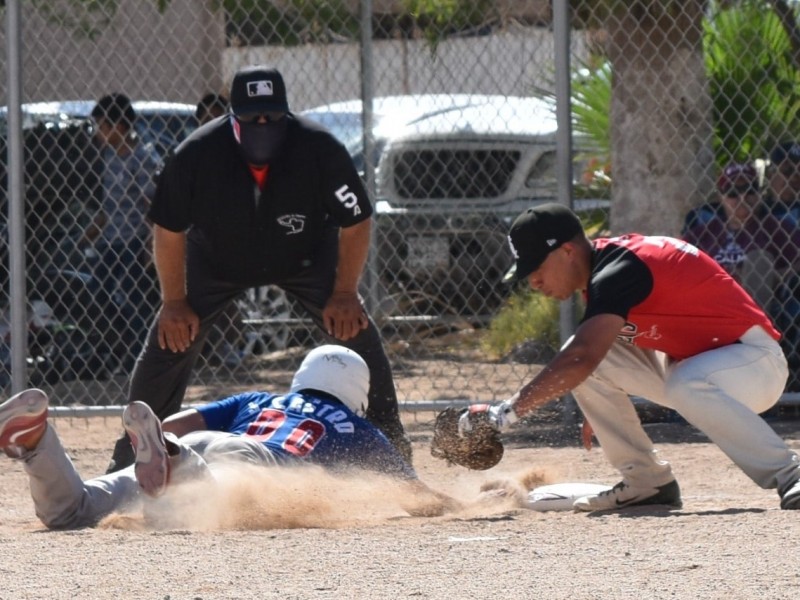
[407,236,449,272]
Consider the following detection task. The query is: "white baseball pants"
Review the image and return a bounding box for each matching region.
[572,325,800,494]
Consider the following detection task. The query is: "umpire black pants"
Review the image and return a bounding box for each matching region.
[107,247,409,472]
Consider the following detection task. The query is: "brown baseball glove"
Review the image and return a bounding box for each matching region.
[430,406,504,470]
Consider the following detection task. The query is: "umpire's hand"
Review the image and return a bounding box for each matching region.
[323,291,369,341]
[158,299,200,352]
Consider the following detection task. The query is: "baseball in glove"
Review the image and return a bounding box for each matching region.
[430,406,504,470]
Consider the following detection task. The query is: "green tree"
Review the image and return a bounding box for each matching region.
[705,1,800,161]
[402,0,496,47]
[570,1,800,170]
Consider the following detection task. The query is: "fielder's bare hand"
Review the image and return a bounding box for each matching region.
[157,299,199,352]
[322,291,368,341]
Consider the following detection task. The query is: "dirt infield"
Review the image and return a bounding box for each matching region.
[2,413,800,599]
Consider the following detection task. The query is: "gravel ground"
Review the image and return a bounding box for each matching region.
[2,411,800,599]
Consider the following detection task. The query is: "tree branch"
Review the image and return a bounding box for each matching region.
[768,0,800,70]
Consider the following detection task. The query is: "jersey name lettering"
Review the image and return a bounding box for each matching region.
[271,395,355,433]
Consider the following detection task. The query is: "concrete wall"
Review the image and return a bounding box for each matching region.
[0,2,581,111]
[0,0,225,105]
[222,28,587,112]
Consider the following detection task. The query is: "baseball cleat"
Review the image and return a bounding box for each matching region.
[573,479,682,512]
[780,479,800,510]
[122,401,170,497]
[0,388,49,454]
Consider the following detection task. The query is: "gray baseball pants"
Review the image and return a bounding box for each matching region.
[19,426,275,529]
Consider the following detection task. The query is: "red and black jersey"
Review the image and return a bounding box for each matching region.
[148,114,372,285]
[583,234,780,360]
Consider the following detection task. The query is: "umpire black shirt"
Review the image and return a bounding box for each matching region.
[148,114,373,286]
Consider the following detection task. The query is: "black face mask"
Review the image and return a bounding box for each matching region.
[232,116,288,165]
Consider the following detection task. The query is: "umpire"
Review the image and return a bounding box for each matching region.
[106,65,410,472]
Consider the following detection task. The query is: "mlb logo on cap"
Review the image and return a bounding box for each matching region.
[230,65,289,116]
[247,80,273,98]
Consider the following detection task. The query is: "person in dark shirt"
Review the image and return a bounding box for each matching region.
[84,93,161,367]
[763,141,800,223]
[683,161,800,310]
[682,143,800,232]
[106,66,410,473]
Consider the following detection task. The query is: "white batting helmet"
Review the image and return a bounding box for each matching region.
[290,345,370,414]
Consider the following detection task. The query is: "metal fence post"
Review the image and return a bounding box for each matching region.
[554,0,579,429]
[359,0,380,317]
[5,0,27,394]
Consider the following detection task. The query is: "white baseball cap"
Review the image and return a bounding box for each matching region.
[290,345,370,414]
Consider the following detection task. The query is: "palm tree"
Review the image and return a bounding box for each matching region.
[567,1,800,232]
[705,1,800,162]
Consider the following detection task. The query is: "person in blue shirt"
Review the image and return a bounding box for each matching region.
[763,141,800,223]
[682,142,800,234]
[0,346,453,530]
[84,93,161,368]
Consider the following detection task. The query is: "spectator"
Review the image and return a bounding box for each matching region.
[683,143,800,232]
[764,141,800,222]
[84,93,161,368]
[195,93,229,125]
[105,66,410,473]
[681,196,724,235]
[683,161,800,311]
[762,142,800,389]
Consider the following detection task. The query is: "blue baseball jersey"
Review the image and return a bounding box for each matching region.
[196,391,416,480]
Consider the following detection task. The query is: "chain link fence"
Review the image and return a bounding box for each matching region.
[1,1,799,412]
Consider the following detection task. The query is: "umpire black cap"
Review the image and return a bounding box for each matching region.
[230,66,289,116]
[507,203,584,281]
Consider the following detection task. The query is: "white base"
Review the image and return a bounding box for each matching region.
[526,483,613,512]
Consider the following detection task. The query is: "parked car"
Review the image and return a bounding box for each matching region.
[302,94,600,319]
[302,94,485,175]
[0,99,198,290]
[0,99,198,161]
[0,101,295,387]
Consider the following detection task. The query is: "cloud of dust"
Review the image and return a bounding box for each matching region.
[100,462,563,532]
[104,463,436,531]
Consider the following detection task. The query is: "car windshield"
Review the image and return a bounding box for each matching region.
[301,110,366,149]
[301,94,558,175]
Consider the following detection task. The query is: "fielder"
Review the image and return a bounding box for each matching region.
[0,346,453,530]
[461,203,800,511]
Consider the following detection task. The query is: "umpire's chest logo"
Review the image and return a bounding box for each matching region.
[277,214,306,234]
